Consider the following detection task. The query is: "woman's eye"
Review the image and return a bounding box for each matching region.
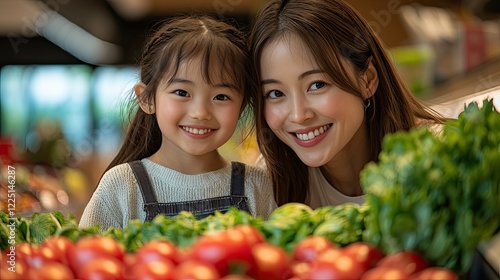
[266,90,284,99]
[174,89,189,97]
[214,94,229,101]
[309,82,325,91]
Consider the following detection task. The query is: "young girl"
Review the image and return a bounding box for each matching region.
[250,0,446,207]
[79,15,276,231]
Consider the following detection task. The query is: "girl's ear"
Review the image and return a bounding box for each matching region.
[134,83,155,114]
[362,57,379,98]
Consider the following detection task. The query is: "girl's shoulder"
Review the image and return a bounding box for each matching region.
[97,162,136,190]
[236,161,268,176]
[236,161,272,186]
[101,162,134,178]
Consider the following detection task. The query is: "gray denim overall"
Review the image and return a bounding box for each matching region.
[128,161,251,220]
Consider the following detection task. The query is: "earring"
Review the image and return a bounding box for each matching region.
[364,98,371,110]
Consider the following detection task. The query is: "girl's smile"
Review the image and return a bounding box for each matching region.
[180,126,216,138]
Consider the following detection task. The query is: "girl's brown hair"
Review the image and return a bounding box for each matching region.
[103,14,256,175]
[250,0,445,205]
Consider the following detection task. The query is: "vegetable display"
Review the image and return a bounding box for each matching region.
[1,227,459,280]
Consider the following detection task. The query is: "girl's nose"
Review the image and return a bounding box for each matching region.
[289,96,314,124]
[190,101,212,121]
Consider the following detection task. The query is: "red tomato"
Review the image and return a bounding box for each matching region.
[219,275,255,280]
[377,251,428,275]
[342,242,384,272]
[183,232,233,276]
[1,250,29,280]
[315,247,343,263]
[78,257,125,280]
[292,236,335,263]
[224,225,265,273]
[231,224,266,245]
[41,236,74,265]
[67,236,125,275]
[247,243,290,280]
[24,245,59,268]
[304,255,366,280]
[409,267,458,280]
[127,259,176,280]
[361,266,411,280]
[134,240,179,265]
[289,261,312,279]
[123,253,137,267]
[175,259,220,280]
[15,243,34,261]
[27,260,75,280]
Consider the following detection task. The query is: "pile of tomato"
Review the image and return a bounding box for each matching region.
[1,224,459,280]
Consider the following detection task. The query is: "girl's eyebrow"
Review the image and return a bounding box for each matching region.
[170,77,237,90]
[261,69,325,85]
[170,78,193,85]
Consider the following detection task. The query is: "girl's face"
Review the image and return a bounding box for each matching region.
[154,56,243,159]
[260,34,366,167]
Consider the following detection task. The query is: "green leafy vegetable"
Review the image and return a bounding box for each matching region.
[361,99,500,274]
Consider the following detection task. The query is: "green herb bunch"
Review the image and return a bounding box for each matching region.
[0,211,98,250]
[361,99,500,274]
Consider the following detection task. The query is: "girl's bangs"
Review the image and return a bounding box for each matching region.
[162,34,245,91]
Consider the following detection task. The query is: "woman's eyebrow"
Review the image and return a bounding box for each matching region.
[261,79,280,86]
[298,69,325,79]
[261,69,325,86]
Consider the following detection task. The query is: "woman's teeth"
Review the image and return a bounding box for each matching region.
[182,127,212,135]
[296,124,331,141]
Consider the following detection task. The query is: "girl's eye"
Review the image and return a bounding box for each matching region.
[174,89,189,97]
[266,90,285,99]
[214,94,229,101]
[309,81,325,91]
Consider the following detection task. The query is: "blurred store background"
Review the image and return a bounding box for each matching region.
[1,0,500,218]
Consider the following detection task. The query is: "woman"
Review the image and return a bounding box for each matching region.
[250,0,445,207]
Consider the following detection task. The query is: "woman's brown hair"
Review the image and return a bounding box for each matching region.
[102,14,256,176]
[250,0,445,205]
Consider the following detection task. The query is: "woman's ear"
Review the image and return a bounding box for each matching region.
[134,83,155,114]
[362,58,379,98]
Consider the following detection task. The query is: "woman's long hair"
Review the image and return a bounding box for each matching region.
[250,0,445,205]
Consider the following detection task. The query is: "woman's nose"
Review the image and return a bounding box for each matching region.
[289,96,314,123]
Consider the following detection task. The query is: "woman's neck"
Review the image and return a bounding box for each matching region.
[320,124,371,196]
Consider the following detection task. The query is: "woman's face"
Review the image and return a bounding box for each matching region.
[259,34,366,167]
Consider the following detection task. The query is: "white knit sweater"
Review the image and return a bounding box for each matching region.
[79,159,277,231]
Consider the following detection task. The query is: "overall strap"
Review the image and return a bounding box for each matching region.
[128,160,158,204]
[230,161,245,196]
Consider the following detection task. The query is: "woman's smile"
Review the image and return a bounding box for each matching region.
[292,124,332,141]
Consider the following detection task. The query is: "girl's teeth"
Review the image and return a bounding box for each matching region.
[296,125,330,141]
[183,127,212,135]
